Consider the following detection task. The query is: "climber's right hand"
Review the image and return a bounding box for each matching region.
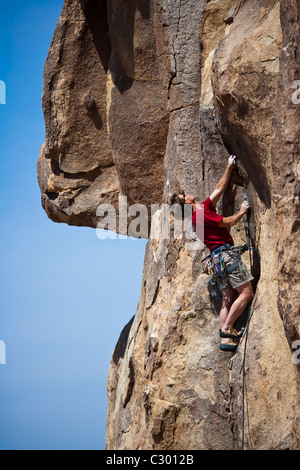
[241,200,250,214]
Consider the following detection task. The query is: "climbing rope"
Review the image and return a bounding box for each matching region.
[241,300,253,450]
[241,219,260,450]
[201,214,261,449]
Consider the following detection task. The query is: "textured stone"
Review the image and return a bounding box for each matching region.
[38,0,300,450]
[271,0,300,449]
[107,0,169,210]
[212,0,282,209]
[38,0,168,230]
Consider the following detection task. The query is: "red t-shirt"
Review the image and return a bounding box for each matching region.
[192,197,234,252]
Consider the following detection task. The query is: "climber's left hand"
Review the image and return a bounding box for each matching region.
[228,155,237,167]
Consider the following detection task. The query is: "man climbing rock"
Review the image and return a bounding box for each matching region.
[171,155,254,352]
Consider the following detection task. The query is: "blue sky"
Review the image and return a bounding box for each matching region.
[0,0,147,450]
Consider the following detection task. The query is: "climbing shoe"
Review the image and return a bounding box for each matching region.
[220,342,238,352]
[219,328,244,340]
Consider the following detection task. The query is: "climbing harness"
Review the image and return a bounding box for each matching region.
[202,251,230,297]
[201,242,250,298]
[201,207,260,300]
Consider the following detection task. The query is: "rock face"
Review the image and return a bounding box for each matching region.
[38,0,300,450]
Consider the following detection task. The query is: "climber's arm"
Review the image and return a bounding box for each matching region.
[209,155,236,207]
[219,201,249,228]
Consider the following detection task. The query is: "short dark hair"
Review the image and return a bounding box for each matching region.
[170,192,185,218]
[170,192,185,208]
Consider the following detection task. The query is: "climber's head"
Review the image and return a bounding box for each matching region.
[170,192,196,207]
[170,192,197,219]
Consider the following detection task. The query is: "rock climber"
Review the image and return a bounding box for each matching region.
[171,155,254,351]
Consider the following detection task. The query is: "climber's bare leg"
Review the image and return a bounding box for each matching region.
[220,286,236,344]
[220,286,235,328]
[222,281,254,334]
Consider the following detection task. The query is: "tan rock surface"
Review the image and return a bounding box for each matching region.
[38,0,300,450]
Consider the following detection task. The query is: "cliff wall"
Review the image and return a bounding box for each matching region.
[37,0,300,450]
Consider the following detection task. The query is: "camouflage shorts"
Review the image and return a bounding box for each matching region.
[222,249,254,289]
